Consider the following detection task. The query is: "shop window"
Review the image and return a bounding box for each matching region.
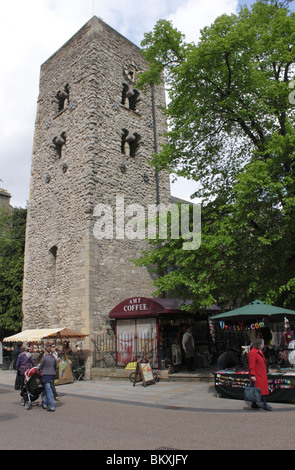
[116,318,158,368]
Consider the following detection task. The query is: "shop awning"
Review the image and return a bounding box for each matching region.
[3,328,87,343]
[210,299,295,322]
[109,297,193,319]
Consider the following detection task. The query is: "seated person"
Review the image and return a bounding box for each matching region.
[217,347,241,370]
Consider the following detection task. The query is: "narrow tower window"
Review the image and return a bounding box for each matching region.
[52,132,66,159]
[56,84,70,113]
[48,245,57,286]
[49,245,57,260]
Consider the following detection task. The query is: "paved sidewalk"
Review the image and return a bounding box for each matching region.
[0,368,291,412]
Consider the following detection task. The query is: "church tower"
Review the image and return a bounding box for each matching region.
[22,18,170,345]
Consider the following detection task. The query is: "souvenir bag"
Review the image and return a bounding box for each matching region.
[244,382,261,403]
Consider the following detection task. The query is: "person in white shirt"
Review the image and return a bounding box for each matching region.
[182,326,195,372]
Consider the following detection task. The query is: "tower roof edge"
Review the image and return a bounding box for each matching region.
[41,16,142,69]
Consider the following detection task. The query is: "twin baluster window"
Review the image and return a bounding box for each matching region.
[121,129,141,158]
[121,83,140,112]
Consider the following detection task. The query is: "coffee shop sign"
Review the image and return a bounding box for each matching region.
[123,298,148,312]
[218,319,266,331]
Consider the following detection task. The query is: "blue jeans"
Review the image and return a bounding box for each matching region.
[43,381,55,410]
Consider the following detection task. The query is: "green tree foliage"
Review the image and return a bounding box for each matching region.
[0,207,27,335]
[135,0,295,309]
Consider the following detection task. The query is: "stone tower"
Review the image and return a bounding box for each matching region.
[0,188,12,210]
[22,17,170,343]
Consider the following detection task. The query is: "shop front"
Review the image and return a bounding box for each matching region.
[211,300,295,402]
[109,297,192,370]
[109,297,221,370]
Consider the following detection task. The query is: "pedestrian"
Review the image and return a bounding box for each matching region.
[176,324,186,366]
[50,344,60,401]
[13,342,24,390]
[39,345,57,412]
[15,346,35,388]
[12,342,23,370]
[182,326,195,372]
[63,340,72,360]
[248,338,272,411]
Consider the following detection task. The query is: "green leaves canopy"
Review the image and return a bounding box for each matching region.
[0,208,26,335]
[135,0,295,309]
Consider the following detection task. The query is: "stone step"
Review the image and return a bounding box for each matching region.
[90,367,215,382]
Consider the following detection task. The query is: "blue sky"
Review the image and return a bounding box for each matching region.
[0,0,294,206]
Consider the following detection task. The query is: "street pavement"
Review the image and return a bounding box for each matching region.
[0,368,250,411]
[1,369,295,451]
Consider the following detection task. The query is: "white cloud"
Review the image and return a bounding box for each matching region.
[167,0,238,202]
[0,0,239,207]
[168,0,238,43]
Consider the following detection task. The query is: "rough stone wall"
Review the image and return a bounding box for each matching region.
[23,17,171,338]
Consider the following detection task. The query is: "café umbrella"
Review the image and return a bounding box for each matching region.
[210,299,295,322]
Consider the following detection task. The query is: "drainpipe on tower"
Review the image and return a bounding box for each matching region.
[151,84,160,207]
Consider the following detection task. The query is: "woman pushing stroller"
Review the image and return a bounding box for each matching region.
[38,344,57,412]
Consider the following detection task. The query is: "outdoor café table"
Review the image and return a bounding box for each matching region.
[214,369,295,402]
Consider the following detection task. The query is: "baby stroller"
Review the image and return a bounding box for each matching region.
[21,367,44,410]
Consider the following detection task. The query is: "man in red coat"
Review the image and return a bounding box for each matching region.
[248,338,272,410]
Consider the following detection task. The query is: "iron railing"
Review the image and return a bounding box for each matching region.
[91,332,159,369]
[91,334,116,368]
